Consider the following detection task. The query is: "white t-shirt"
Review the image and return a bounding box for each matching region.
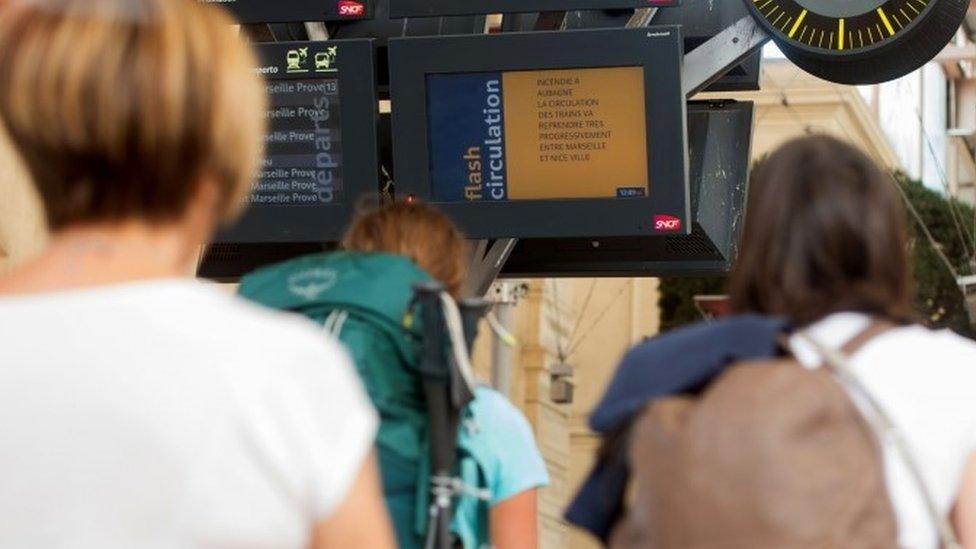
[790,312,976,549]
[0,279,378,548]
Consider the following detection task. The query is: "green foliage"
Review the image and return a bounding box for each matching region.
[898,174,975,336]
[658,276,726,332]
[659,174,976,337]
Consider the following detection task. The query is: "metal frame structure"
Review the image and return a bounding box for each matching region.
[212,10,772,290]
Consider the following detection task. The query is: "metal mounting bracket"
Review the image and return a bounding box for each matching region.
[683,15,770,98]
[464,239,519,297]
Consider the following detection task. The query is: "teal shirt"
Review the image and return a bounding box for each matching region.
[469,387,550,505]
[453,386,550,547]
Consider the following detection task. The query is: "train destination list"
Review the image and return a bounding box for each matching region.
[250,78,344,206]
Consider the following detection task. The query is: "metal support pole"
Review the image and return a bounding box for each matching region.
[534,11,567,31]
[626,7,658,28]
[463,238,518,298]
[240,23,275,42]
[489,282,518,397]
[490,305,513,396]
[304,22,330,41]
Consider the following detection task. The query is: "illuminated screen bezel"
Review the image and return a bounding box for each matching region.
[212,39,379,244]
[389,27,689,239]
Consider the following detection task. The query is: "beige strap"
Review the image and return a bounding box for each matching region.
[839,320,896,356]
[776,320,893,358]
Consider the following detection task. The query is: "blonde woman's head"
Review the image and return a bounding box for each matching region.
[0,0,266,231]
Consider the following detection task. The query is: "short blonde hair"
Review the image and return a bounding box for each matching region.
[343,202,468,297]
[0,0,266,230]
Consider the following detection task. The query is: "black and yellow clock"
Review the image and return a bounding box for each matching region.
[745,0,969,83]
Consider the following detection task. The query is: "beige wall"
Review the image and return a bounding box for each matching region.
[704,59,901,169]
[0,128,46,273]
[472,278,660,549]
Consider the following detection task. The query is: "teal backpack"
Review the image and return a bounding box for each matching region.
[238,251,492,548]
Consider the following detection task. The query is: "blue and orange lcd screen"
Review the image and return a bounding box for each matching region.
[426,66,649,202]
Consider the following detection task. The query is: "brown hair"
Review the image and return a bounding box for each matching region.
[728,135,914,327]
[0,0,266,231]
[343,201,467,297]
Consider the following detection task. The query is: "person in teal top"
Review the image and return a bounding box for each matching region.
[469,386,550,505]
[239,201,548,549]
[461,386,550,547]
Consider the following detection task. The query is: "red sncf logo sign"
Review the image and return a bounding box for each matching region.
[337,0,365,16]
[653,214,682,232]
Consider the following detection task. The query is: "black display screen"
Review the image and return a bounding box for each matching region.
[212,39,378,244]
[389,28,689,239]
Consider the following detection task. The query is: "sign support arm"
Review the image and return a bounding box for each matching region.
[683,15,770,98]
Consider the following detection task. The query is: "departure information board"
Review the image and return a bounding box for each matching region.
[427,66,648,202]
[390,28,688,239]
[213,39,378,243]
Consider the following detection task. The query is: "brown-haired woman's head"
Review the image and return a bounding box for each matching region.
[343,201,468,297]
[0,0,266,232]
[728,135,914,327]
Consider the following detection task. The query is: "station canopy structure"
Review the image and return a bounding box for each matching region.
[197,0,970,295]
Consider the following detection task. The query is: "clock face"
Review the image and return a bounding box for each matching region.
[747,0,931,55]
[742,0,964,84]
